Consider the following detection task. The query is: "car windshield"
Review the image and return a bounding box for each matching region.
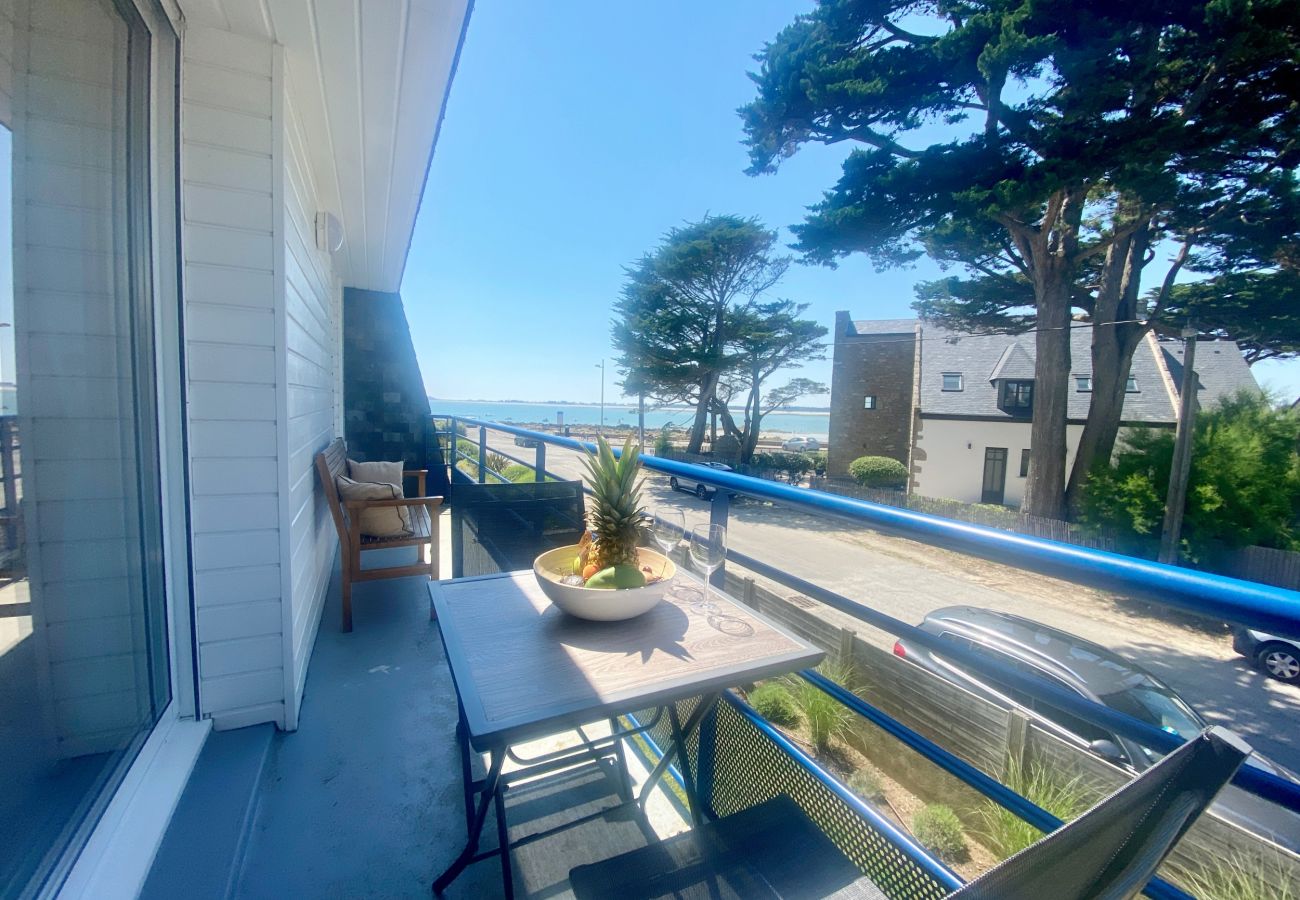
[1101,682,1205,747]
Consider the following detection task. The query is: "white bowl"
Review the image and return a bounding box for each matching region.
[533,545,677,621]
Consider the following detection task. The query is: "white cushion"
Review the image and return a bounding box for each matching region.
[345,460,411,533]
[335,475,412,538]
[348,459,404,491]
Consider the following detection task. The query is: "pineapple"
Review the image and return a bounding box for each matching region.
[580,436,648,572]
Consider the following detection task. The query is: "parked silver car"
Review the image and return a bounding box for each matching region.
[895,606,1300,851]
[780,436,821,452]
[668,462,734,499]
[1234,628,1300,684]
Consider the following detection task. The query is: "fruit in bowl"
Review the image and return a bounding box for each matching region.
[533,436,676,621]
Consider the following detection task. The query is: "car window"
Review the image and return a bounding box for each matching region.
[936,632,1112,743]
[1101,684,1203,742]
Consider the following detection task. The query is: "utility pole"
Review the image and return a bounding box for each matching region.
[637,391,645,448]
[1159,327,1199,564]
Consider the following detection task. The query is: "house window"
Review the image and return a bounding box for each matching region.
[1020,449,1031,477]
[863,395,877,409]
[1076,376,1092,392]
[941,372,963,391]
[998,380,1034,414]
[1126,376,1139,392]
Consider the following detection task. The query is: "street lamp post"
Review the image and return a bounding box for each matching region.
[595,360,605,434]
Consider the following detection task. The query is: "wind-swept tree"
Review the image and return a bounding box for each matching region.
[613,215,791,452]
[712,301,828,459]
[742,0,1300,519]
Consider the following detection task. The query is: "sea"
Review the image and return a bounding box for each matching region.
[428,399,830,440]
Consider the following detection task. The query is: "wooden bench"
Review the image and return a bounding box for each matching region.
[316,438,442,631]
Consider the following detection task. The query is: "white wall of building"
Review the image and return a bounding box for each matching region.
[280,74,342,725]
[182,26,342,732]
[182,27,287,731]
[912,418,1087,507]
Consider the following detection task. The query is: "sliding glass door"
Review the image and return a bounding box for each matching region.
[0,0,177,895]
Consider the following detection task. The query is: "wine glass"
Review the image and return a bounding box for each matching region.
[650,508,685,579]
[688,524,727,612]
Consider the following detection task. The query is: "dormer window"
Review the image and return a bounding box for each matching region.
[1076,376,1092,392]
[998,380,1034,415]
[941,372,963,391]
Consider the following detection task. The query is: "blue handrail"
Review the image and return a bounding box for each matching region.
[444,416,1300,641]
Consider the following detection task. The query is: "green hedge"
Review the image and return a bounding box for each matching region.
[848,455,908,489]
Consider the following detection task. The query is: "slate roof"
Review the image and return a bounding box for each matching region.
[850,319,918,336]
[986,342,1036,382]
[1159,339,1262,408]
[851,318,1260,422]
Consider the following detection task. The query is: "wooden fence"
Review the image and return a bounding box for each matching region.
[1214,544,1300,591]
[815,478,1118,552]
[720,567,1300,891]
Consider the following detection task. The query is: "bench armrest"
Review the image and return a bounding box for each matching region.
[403,469,428,495]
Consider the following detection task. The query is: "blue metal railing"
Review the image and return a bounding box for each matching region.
[433,415,1299,895]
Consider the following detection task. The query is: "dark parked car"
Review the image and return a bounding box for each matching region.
[668,461,735,500]
[1234,628,1300,684]
[513,434,540,448]
[894,606,1300,852]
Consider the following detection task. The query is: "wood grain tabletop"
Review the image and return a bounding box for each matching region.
[431,572,824,750]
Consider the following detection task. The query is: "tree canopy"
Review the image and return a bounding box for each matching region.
[612,215,825,459]
[742,0,1300,518]
[1078,393,1300,559]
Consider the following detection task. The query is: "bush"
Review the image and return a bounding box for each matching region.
[1175,851,1297,900]
[912,805,967,862]
[786,662,855,752]
[1079,391,1300,558]
[750,450,815,483]
[654,427,673,456]
[848,455,908,489]
[485,451,512,479]
[848,768,885,803]
[811,450,828,476]
[976,761,1090,859]
[503,463,536,483]
[748,683,800,728]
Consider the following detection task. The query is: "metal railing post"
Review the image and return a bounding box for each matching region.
[535,442,546,481]
[709,489,729,590]
[477,426,487,484]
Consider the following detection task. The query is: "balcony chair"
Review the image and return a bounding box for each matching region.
[316,438,442,631]
[569,717,1250,900]
[449,479,586,578]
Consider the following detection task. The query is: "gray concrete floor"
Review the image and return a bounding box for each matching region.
[234,546,502,900]
[233,529,685,900]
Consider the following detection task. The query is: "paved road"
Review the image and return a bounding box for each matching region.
[483,428,1300,773]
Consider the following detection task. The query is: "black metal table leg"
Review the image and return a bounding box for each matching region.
[637,694,719,821]
[609,716,633,801]
[456,711,474,836]
[668,703,703,826]
[494,780,514,898]
[433,747,505,896]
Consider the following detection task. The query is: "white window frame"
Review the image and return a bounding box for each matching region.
[941,372,963,391]
[1076,375,1092,392]
[51,1,205,895]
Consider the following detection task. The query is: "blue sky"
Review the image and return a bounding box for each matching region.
[400,0,1300,405]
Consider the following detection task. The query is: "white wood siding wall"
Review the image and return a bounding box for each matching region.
[8,0,155,757]
[281,75,341,724]
[182,27,287,730]
[182,26,341,731]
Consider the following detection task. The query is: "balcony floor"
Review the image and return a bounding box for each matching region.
[234,547,504,900]
[221,535,685,900]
